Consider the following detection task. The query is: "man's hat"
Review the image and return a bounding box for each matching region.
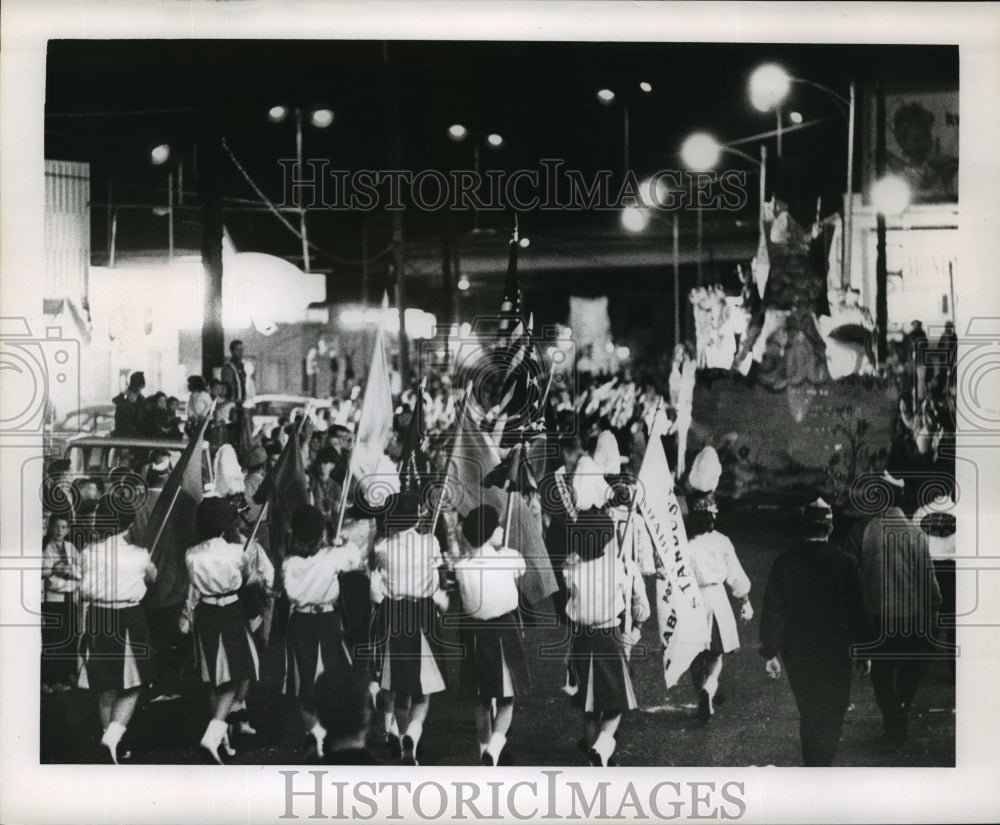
[291,505,326,543]
[802,496,834,524]
[462,505,500,547]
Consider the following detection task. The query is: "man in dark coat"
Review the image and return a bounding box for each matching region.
[112,371,146,437]
[845,471,942,746]
[759,497,865,766]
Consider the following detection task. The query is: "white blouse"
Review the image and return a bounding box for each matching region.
[80,532,152,605]
[687,530,750,599]
[374,529,442,600]
[185,537,250,596]
[563,551,628,629]
[283,543,364,611]
[454,545,525,621]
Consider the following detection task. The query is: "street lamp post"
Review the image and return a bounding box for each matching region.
[749,63,856,289]
[447,124,504,233]
[597,82,652,179]
[681,132,768,289]
[268,104,335,273]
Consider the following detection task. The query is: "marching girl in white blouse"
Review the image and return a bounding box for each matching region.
[372,491,450,766]
[282,505,366,756]
[77,518,158,764]
[181,497,260,763]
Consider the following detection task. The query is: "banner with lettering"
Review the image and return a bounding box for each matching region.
[636,407,709,688]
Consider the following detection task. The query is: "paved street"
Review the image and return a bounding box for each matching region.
[40,512,955,768]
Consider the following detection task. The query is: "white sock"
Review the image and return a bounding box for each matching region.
[231,699,246,714]
[310,721,327,754]
[404,720,423,749]
[591,731,616,765]
[101,721,127,763]
[486,731,507,764]
[479,742,489,757]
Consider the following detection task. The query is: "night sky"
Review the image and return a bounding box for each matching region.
[44,40,958,334]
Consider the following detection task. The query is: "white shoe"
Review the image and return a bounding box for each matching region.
[482,732,506,766]
[199,719,229,765]
[588,731,616,767]
[101,721,128,765]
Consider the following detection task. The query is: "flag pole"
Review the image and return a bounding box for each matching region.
[428,380,473,542]
[243,500,270,552]
[333,321,386,541]
[148,400,215,559]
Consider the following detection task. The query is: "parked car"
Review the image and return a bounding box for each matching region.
[250,394,332,438]
[46,403,116,457]
[59,436,214,494]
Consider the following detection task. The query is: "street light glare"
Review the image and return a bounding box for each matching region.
[597,88,616,105]
[871,175,912,216]
[621,206,650,233]
[267,104,289,123]
[447,123,469,142]
[486,132,505,149]
[681,132,721,171]
[639,177,668,208]
[518,236,530,248]
[457,276,471,291]
[788,110,804,124]
[639,81,653,93]
[749,63,791,112]
[150,144,171,165]
[310,108,334,129]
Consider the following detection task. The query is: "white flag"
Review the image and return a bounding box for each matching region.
[636,406,709,688]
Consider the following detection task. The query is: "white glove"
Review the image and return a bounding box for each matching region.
[431,588,450,614]
[739,599,754,623]
[765,657,781,679]
[178,616,191,635]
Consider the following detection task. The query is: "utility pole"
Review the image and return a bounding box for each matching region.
[200,100,225,380]
[875,82,888,365]
[384,42,410,390]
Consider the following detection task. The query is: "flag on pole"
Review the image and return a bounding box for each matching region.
[398,375,428,493]
[137,412,212,610]
[446,404,557,606]
[497,219,522,343]
[488,313,547,448]
[635,404,709,688]
[351,331,396,480]
[253,429,310,566]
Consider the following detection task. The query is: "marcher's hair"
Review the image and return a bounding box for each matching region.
[195,497,237,541]
[559,433,584,455]
[379,492,421,535]
[462,505,500,549]
[187,375,207,392]
[314,667,372,745]
[316,446,338,465]
[229,339,243,353]
[686,509,716,538]
[289,505,326,556]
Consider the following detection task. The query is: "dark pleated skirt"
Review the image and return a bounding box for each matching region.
[379,597,446,697]
[284,611,353,710]
[193,601,260,686]
[78,605,156,693]
[459,611,531,699]
[567,623,637,713]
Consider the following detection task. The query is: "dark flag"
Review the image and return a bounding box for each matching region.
[488,313,547,448]
[137,413,212,610]
[398,376,428,493]
[447,403,557,606]
[254,428,310,566]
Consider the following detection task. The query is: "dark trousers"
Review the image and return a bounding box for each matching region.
[784,654,852,767]
[41,598,79,685]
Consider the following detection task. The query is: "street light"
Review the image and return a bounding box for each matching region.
[871,174,912,216]
[596,83,652,178]
[446,123,505,231]
[268,104,335,272]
